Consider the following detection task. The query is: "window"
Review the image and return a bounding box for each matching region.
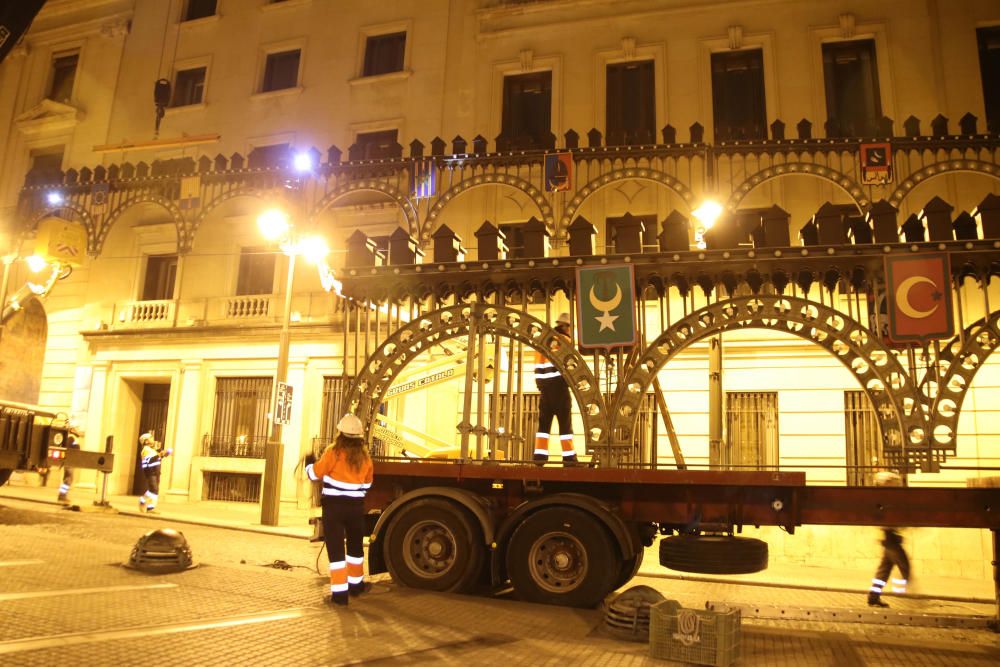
[319,376,354,445]
[28,148,64,184]
[236,247,276,296]
[171,67,206,107]
[205,377,272,458]
[606,60,655,145]
[844,391,881,486]
[354,129,400,160]
[363,32,406,77]
[977,27,1000,134]
[605,214,657,253]
[713,391,778,470]
[822,39,882,137]
[500,71,552,149]
[142,254,178,301]
[184,0,217,21]
[261,49,300,92]
[48,52,78,103]
[711,49,767,141]
[247,143,289,168]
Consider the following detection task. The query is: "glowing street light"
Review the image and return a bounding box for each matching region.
[25,255,49,273]
[46,192,64,206]
[257,208,291,241]
[292,152,314,173]
[692,199,724,250]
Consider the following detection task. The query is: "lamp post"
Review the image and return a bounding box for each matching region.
[257,207,329,526]
[692,199,725,466]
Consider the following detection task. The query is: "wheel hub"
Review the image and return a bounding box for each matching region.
[402,520,457,579]
[528,531,587,593]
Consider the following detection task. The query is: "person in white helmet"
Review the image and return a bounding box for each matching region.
[305,414,374,606]
[57,422,83,503]
[867,471,911,607]
[533,313,578,466]
[138,432,171,513]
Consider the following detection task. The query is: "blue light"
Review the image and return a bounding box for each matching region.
[293,152,313,173]
[46,192,64,206]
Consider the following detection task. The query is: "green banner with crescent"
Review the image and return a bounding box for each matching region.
[575,264,637,349]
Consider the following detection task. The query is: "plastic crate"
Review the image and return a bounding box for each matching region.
[648,600,741,666]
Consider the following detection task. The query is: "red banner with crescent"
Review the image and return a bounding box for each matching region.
[884,253,953,343]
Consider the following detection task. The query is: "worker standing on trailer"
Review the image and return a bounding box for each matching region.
[138,432,171,513]
[867,471,911,607]
[534,312,579,466]
[305,414,374,607]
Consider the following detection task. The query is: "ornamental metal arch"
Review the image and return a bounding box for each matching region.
[725,163,869,212]
[612,295,932,470]
[345,303,607,456]
[25,204,96,254]
[311,180,419,237]
[560,168,696,236]
[91,196,185,256]
[888,160,1000,208]
[926,311,1000,454]
[424,172,553,239]
[190,187,268,248]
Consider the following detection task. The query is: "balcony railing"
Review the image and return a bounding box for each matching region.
[224,294,272,319]
[201,434,267,459]
[114,300,176,328]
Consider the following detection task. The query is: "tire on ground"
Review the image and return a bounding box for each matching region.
[506,507,618,608]
[383,498,485,593]
[615,545,645,590]
[658,535,768,574]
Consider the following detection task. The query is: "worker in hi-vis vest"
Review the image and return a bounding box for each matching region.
[533,313,578,466]
[138,432,171,513]
[305,414,374,607]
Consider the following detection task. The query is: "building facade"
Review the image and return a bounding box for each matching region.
[1,0,999,575]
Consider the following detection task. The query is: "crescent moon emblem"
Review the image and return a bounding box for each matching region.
[895,276,939,319]
[589,284,622,312]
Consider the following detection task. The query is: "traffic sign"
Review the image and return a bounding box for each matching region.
[274,382,293,425]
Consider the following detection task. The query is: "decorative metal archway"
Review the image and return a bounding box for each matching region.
[425,174,554,238]
[346,303,608,458]
[888,160,1000,208]
[612,295,929,469]
[560,168,696,235]
[725,163,870,212]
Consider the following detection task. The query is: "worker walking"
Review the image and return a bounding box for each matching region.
[305,414,374,607]
[57,425,82,503]
[868,471,911,608]
[534,313,578,466]
[138,432,171,513]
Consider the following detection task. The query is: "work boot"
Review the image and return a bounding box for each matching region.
[562,455,579,467]
[349,581,371,597]
[57,492,69,504]
[331,592,349,607]
[533,454,548,466]
[867,593,889,608]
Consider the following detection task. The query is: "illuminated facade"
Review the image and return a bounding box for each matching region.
[1,0,999,578]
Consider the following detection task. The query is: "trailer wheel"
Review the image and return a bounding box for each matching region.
[659,535,768,574]
[506,507,617,608]
[384,498,484,593]
[0,469,10,488]
[615,546,644,590]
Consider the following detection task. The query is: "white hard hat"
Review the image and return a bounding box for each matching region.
[139,432,154,444]
[556,312,571,325]
[336,414,364,438]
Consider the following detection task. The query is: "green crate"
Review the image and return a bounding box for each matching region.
[648,600,741,666]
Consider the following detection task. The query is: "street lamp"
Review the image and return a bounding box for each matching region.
[257,207,330,526]
[692,199,723,250]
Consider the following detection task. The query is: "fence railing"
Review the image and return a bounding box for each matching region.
[114,299,175,328]
[201,434,267,458]
[224,294,272,319]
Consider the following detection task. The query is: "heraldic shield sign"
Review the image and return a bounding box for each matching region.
[575,264,637,349]
[884,253,954,343]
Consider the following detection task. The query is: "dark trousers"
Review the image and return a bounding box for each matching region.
[538,387,572,437]
[874,529,910,584]
[144,470,160,495]
[321,496,366,602]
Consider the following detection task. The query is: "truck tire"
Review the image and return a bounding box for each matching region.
[0,469,10,488]
[384,498,484,593]
[615,546,644,590]
[506,507,617,608]
[659,535,768,574]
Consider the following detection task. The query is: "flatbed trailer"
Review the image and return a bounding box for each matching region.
[363,459,1000,616]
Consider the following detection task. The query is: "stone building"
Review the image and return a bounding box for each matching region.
[1,0,999,578]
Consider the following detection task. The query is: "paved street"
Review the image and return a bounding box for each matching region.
[0,496,998,666]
